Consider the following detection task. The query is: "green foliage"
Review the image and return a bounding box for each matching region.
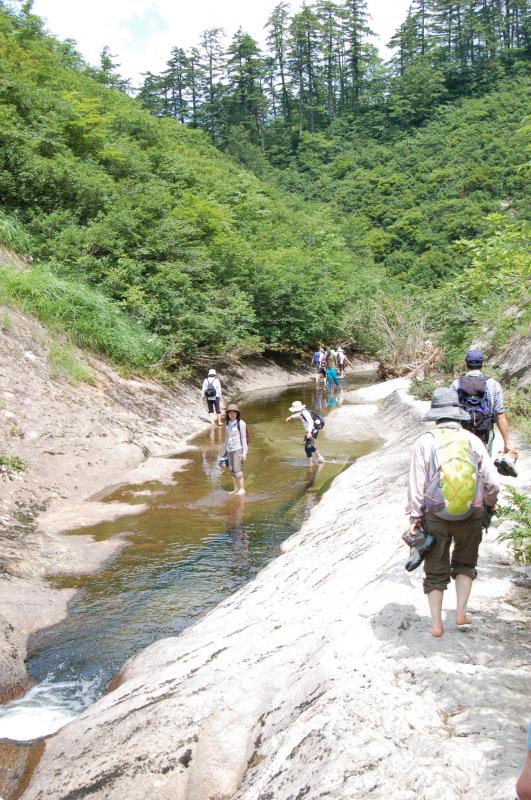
[503,380,531,441]
[0,264,162,369]
[48,341,94,384]
[429,217,530,368]
[497,486,531,565]
[0,5,380,365]
[0,209,32,253]
[0,453,27,479]
[410,373,440,401]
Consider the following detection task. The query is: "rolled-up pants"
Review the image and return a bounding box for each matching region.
[422,510,483,594]
[228,449,243,478]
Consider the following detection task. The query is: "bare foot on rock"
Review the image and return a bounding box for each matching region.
[455,616,472,625]
[429,624,444,637]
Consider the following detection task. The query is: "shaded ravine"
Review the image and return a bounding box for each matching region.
[0,373,379,743]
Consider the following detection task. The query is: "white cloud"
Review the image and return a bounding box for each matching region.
[32,0,411,86]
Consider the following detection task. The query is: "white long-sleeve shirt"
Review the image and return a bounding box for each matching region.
[406,421,500,519]
[287,409,314,434]
[201,377,222,399]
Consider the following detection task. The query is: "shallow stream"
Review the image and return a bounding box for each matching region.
[0,374,379,742]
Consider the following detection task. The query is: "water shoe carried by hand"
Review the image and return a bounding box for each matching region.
[403,525,436,572]
[494,451,518,478]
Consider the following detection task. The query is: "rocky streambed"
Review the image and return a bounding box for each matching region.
[16,381,531,800]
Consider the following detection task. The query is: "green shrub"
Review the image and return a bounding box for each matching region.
[0,454,27,479]
[0,210,33,253]
[503,379,531,441]
[0,264,163,369]
[497,486,531,565]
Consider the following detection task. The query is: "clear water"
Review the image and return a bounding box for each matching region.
[0,375,379,742]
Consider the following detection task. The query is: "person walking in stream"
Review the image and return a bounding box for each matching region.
[223,403,248,495]
[201,368,222,426]
[325,348,339,389]
[406,388,500,637]
[285,400,325,467]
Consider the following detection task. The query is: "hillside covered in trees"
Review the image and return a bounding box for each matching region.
[0,0,529,374]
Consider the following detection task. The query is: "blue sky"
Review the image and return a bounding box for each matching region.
[32,0,412,87]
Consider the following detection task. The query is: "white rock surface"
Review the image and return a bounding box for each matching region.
[21,389,531,800]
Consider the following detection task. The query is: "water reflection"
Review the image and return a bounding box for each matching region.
[0,371,379,741]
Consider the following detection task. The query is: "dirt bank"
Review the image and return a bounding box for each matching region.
[1,306,374,704]
[17,382,530,800]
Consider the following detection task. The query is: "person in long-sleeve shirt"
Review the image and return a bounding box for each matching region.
[201,368,222,426]
[406,388,500,638]
[285,400,325,466]
[223,403,248,495]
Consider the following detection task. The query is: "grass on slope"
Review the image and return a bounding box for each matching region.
[0,263,163,370]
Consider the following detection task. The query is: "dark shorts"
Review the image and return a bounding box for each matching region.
[207,398,220,414]
[303,431,318,457]
[422,510,483,594]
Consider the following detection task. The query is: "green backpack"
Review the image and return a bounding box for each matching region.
[424,426,481,520]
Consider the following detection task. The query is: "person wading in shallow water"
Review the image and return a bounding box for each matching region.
[201,368,223,426]
[223,403,248,496]
[285,400,325,467]
[406,388,500,637]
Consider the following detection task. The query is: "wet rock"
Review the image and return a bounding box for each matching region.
[20,390,530,800]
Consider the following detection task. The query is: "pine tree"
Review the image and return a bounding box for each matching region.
[266,3,293,127]
[198,28,226,143]
[163,47,190,123]
[315,0,343,121]
[342,0,373,111]
[289,5,322,134]
[226,29,267,149]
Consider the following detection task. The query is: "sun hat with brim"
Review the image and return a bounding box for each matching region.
[423,388,470,423]
[289,401,306,413]
[226,403,240,414]
[208,368,217,376]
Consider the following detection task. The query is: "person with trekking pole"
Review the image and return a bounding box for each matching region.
[405,388,500,638]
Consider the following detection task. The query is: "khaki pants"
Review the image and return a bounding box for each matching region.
[422,510,483,594]
[228,449,243,478]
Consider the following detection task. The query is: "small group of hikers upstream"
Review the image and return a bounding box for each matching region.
[312,345,351,388]
[405,348,518,639]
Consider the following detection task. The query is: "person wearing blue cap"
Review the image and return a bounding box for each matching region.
[451,348,512,456]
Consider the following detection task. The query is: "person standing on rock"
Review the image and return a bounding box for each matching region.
[201,368,222,426]
[285,401,325,466]
[406,388,500,637]
[451,348,513,457]
[223,403,248,495]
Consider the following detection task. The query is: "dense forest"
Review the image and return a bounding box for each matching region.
[0,0,529,377]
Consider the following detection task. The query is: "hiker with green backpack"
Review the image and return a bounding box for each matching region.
[406,388,500,638]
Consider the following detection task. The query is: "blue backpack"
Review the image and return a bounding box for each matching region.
[312,351,320,367]
[457,376,493,444]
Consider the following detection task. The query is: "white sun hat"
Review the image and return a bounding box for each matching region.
[208,368,217,376]
[289,400,306,413]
